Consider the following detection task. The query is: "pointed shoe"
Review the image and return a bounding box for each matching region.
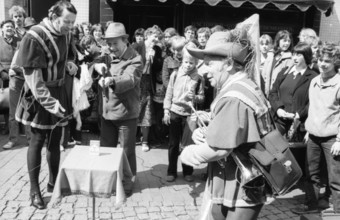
[30,192,45,209]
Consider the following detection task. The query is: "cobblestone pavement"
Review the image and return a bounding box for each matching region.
[0,130,321,220]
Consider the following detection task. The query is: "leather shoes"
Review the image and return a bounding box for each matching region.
[30,192,45,209]
[47,183,54,193]
[291,205,319,214]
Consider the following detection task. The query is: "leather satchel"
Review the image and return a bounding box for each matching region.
[249,128,303,195]
[0,79,9,111]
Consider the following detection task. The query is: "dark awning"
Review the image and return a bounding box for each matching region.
[112,0,334,12]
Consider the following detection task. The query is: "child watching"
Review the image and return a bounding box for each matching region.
[163,46,204,182]
[162,36,186,92]
[184,25,197,43]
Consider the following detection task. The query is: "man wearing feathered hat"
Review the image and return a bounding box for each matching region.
[180,23,272,219]
[93,22,142,194]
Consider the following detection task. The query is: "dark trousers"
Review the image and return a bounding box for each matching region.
[168,111,193,176]
[8,76,30,143]
[305,134,340,212]
[210,204,263,220]
[100,117,137,175]
[27,126,62,193]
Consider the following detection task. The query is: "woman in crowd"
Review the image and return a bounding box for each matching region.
[132,25,163,152]
[263,30,294,97]
[163,27,178,56]
[0,20,20,136]
[292,42,340,216]
[181,30,271,220]
[91,24,106,46]
[268,42,317,141]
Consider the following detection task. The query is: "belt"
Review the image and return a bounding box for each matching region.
[45,78,64,87]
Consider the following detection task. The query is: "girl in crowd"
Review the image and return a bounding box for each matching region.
[133,28,145,44]
[259,34,273,93]
[268,42,317,140]
[163,45,204,182]
[263,30,294,97]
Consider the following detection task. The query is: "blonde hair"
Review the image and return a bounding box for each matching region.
[9,5,26,18]
[170,35,186,50]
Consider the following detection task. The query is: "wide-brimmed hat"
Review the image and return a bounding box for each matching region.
[24,17,37,29]
[187,31,250,64]
[104,22,129,39]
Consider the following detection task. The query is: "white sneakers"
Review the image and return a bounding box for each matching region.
[141,143,150,152]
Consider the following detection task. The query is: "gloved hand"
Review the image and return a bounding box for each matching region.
[67,61,78,76]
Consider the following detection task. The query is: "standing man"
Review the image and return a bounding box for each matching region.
[15,0,77,209]
[2,17,37,150]
[96,22,142,192]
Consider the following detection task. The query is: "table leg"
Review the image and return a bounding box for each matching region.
[92,196,95,220]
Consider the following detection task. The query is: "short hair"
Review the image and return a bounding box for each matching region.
[318,42,340,60]
[273,30,293,54]
[144,25,162,39]
[1,20,15,28]
[170,35,186,50]
[197,27,212,40]
[184,25,197,34]
[134,28,145,37]
[91,24,104,35]
[48,0,77,20]
[260,34,273,45]
[182,46,198,64]
[211,25,225,33]
[79,35,97,49]
[293,42,313,65]
[164,27,178,37]
[9,5,27,18]
[299,28,319,45]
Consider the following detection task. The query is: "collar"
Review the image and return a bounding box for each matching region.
[288,66,307,76]
[42,18,62,36]
[313,72,340,88]
[111,46,134,61]
[218,71,248,95]
[178,66,197,77]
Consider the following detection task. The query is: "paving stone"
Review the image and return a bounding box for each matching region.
[136,213,150,219]
[135,206,148,214]
[112,212,125,219]
[124,210,137,217]
[16,212,33,220]
[73,214,87,220]
[0,212,18,220]
[45,214,61,220]
[161,206,173,212]
[148,206,161,213]
[149,212,163,220]
[60,213,74,220]
[30,213,46,220]
[99,212,112,219]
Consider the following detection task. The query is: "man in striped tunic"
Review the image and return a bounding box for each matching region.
[15,0,77,209]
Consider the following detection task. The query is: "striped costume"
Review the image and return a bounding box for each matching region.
[15,18,74,130]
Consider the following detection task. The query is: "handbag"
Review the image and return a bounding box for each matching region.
[0,79,9,111]
[223,80,303,196]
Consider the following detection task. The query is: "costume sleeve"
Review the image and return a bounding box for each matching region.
[113,54,143,94]
[24,68,61,115]
[16,34,47,69]
[205,97,261,149]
